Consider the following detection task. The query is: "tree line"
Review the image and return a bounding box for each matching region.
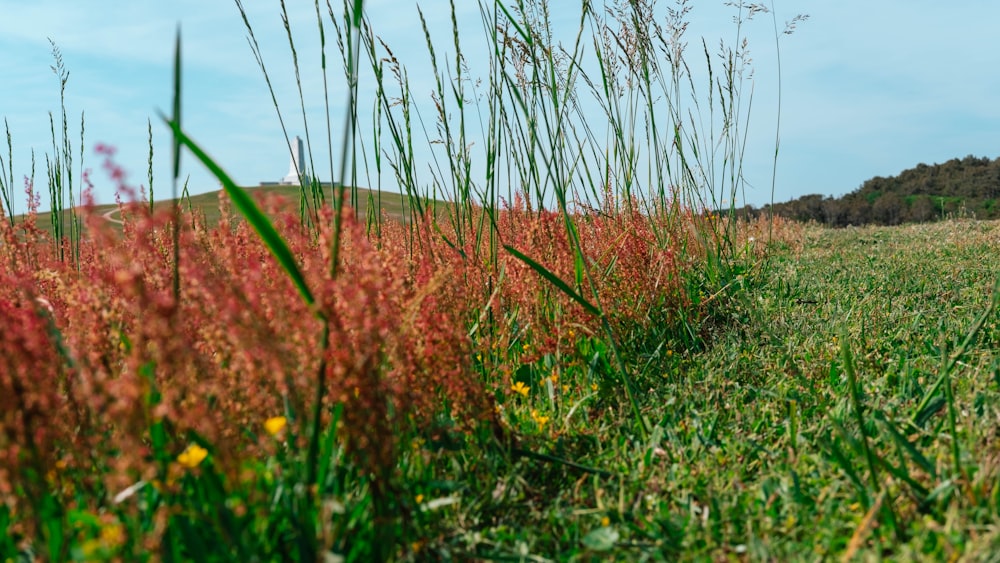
[744,155,1000,226]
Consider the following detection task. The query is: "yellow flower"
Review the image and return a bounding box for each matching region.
[550,371,559,384]
[512,381,529,397]
[601,516,610,527]
[264,416,287,436]
[100,522,125,547]
[415,494,424,504]
[177,444,208,469]
[531,409,550,429]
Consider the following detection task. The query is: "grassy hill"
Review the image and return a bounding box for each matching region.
[14,183,424,237]
[759,155,1000,226]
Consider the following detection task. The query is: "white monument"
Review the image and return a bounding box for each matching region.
[280,135,307,184]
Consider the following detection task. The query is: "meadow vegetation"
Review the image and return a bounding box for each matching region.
[2,1,999,561]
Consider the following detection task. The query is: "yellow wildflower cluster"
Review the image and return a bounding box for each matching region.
[531,410,550,429]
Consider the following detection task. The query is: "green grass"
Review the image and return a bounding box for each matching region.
[20,183,421,236]
[406,218,1000,560]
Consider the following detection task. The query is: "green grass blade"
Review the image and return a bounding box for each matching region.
[824,429,870,506]
[841,332,905,541]
[349,0,364,27]
[172,26,182,182]
[170,27,182,302]
[503,244,601,317]
[873,411,936,478]
[160,114,317,311]
[911,280,999,427]
[875,455,929,499]
[316,403,343,491]
[841,331,881,493]
[912,396,946,429]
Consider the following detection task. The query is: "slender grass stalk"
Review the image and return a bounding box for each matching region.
[359,25,424,235]
[309,0,365,490]
[332,3,384,237]
[327,0,365,221]
[314,0,338,212]
[1,119,15,227]
[278,0,324,220]
[235,0,316,227]
[170,27,182,303]
[45,134,61,258]
[910,280,999,430]
[75,111,84,265]
[148,118,155,214]
[840,330,903,541]
[766,2,782,244]
[47,39,76,264]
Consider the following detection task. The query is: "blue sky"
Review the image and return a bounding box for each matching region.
[1,1,998,213]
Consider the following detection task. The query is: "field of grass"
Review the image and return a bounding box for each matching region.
[384,218,1000,561]
[2,0,998,561]
[3,200,997,560]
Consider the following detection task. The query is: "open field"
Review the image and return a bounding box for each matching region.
[414,218,1000,560]
[2,207,998,560]
[2,1,998,560]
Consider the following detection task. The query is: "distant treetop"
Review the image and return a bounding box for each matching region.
[755,155,1000,226]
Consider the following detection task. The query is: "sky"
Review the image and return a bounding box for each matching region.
[1,0,998,214]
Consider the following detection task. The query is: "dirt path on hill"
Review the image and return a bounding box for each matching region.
[102,208,123,225]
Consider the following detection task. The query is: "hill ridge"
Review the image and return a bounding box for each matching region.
[759,154,1000,226]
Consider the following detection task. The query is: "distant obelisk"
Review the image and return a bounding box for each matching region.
[280,136,306,184]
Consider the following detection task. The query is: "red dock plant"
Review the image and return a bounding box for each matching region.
[0,178,496,548]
